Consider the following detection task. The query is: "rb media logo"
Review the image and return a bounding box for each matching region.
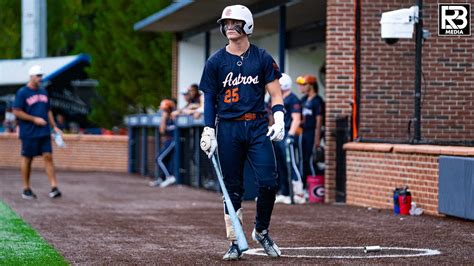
[438,4,471,36]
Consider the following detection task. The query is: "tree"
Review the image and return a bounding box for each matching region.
[47,0,85,56]
[74,0,172,128]
[0,0,21,59]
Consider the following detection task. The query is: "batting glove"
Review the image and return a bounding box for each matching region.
[267,111,285,142]
[285,134,295,145]
[200,127,217,159]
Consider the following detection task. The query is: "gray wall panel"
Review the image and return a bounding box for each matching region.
[439,156,474,220]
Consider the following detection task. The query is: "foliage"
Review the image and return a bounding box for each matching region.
[73,0,172,127]
[0,0,21,58]
[47,0,84,56]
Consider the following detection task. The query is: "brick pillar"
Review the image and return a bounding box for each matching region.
[325,0,355,202]
[171,34,179,99]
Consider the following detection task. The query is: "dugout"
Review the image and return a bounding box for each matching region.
[125,113,258,200]
[125,114,214,189]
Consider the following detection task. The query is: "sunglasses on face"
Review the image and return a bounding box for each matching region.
[35,74,43,78]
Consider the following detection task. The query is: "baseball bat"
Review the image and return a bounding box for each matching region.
[211,153,249,252]
[285,140,295,204]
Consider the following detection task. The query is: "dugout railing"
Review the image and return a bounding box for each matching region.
[125,113,258,199]
[125,114,218,192]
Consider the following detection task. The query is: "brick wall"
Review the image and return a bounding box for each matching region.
[345,143,474,215]
[358,0,474,141]
[0,133,128,172]
[326,0,473,202]
[345,143,439,214]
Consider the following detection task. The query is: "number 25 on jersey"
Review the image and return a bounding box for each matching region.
[224,88,239,103]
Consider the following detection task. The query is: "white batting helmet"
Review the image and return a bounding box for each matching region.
[217,5,254,36]
[279,73,292,91]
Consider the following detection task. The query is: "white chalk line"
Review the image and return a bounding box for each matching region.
[244,246,441,259]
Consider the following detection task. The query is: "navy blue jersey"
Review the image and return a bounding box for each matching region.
[301,95,324,132]
[283,92,301,131]
[13,86,51,139]
[159,110,175,138]
[200,44,281,120]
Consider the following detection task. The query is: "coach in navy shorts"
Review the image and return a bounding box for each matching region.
[199,5,285,261]
[13,65,62,200]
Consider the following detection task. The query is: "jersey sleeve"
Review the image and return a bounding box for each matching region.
[288,96,302,114]
[199,57,219,128]
[13,88,25,110]
[199,58,218,94]
[43,89,51,110]
[313,98,322,116]
[261,50,282,85]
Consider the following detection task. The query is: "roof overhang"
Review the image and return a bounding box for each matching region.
[0,54,91,86]
[134,0,325,39]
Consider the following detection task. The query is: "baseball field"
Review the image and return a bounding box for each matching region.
[0,168,473,264]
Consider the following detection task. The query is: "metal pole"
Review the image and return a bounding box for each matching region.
[279,5,286,72]
[140,127,147,176]
[128,127,135,173]
[155,128,160,178]
[414,0,423,142]
[205,31,210,61]
[354,0,361,140]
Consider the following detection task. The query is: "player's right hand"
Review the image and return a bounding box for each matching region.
[33,117,47,126]
[200,127,217,159]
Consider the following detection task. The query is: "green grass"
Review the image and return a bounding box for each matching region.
[0,201,68,265]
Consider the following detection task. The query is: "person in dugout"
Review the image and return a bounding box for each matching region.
[296,75,325,189]
[273,73,305,204]
[149,99,177,188]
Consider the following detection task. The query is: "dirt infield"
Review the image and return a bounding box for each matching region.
[1,168,473,264]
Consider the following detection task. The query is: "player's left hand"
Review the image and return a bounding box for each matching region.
[267,111,285,141]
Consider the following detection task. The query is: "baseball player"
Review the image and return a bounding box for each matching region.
[199,5,284,260]
[273,73,305,204]
[297,75,325,186]
[149,99,176,188]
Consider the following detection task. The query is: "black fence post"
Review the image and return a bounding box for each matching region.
[336,116,349,202]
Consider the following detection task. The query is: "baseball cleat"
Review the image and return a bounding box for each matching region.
[274,195,291,204]
[48,187,62,198]
[252,229,281,257]
[293,194,306,204]
[222,242,242,260]
[22,188,37,200]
